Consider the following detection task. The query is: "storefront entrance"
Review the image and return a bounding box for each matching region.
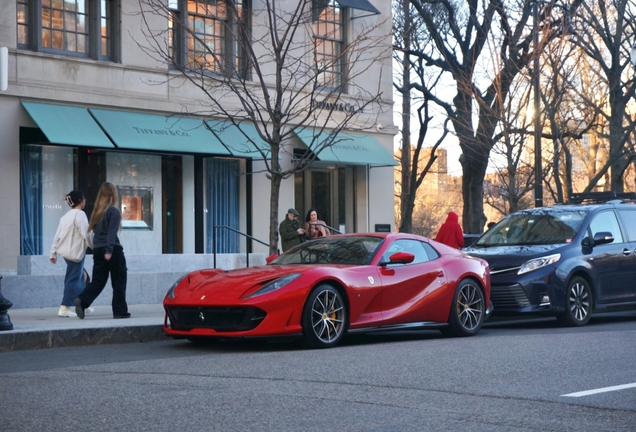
[294,166,357,234]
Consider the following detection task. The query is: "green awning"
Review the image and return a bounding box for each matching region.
[89,109,231,155]
[294,129,397,166]
[21,102,114,148]
[336,0,380,15]
[205,120,270,159]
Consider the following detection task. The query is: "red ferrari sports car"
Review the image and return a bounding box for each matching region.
[164,233,492,348]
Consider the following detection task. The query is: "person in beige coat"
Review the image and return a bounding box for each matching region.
[50,191,94,317]
[304,208,330,239]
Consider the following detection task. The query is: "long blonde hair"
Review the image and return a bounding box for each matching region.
[88,182,120,232]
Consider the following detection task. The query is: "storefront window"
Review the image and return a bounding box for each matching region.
[205,158,240,253]
[118,186,153,229]
[20,145,75,255]
[19,144,241,256]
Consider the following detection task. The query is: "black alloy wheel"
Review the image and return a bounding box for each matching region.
[445,278,485,337]
[557,276,592,327]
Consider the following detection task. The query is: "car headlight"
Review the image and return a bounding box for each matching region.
[241,273,302,299]
[518,254,561,275]
[166,275,188,299]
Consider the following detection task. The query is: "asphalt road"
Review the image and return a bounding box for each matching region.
[1,312,635,432]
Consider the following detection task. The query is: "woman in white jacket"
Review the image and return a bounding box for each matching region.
[49,191,93,317]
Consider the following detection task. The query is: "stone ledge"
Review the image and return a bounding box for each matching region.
[17,253,268,276]
[0,325,166,352]
[1,272,185,309]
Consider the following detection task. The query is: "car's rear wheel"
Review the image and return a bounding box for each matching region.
[302,285,347,348]
[557,276,592,327]
[445,278,485,337]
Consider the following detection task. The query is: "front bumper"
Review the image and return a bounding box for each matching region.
[489,265,566,316]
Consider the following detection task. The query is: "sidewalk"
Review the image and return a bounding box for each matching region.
[0,304,166,352]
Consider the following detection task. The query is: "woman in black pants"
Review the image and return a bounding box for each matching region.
[75,182,130,319]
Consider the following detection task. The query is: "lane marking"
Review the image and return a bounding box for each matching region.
[561,382,636,398]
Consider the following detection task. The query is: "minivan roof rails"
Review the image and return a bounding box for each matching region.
[569,191,636,204]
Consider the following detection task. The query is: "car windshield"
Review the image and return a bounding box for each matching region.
[477,209,588,246]
[271,236,384,265]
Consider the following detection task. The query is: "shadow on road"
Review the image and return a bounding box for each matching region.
[168,309,636,353]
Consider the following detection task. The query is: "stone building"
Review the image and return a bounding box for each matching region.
[0,0,395,307]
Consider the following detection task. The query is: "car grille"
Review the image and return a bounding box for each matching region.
[489,265,522,275]
[490,284,531,309]
[166,306,266,332]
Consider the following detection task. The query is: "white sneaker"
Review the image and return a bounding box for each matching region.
[85,307,95,315]
[58,306,77,318]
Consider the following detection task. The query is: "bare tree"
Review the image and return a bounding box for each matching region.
[137,0,390,253]
[574,0,636,192]
[406,0,586,233]
[539,33,600,202]
[393,0,450,233]
[485,75,535,216]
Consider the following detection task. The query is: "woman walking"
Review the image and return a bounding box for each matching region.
[50,191,93,317]
[75,182,130,319]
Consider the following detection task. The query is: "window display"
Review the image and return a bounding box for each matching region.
[118,186,153,229]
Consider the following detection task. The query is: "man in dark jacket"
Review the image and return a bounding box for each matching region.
[279,208,305,252]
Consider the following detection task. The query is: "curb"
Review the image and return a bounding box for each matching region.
[0,325,166,352]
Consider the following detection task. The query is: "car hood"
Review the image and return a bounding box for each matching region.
[463,244,564,270]
[179,264,326,302]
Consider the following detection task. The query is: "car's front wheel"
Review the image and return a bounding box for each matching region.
[557,276,592,327]
[445,278,485,337]
[302,285,347,348]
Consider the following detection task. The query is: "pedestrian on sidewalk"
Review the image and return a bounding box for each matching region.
[49,190,94,318]
[75,182,130,319]
[435,211,465,250]
[304,208,331,239]
[279,208,305,252]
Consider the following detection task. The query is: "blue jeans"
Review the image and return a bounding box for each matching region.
[62,257,86,307]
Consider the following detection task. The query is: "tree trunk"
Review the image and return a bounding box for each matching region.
[460,147,488,234]
[609,104,629,192]
[398,0,412,233]
[269,172,282,256]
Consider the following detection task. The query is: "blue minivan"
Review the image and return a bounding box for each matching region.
[463,192,636,326]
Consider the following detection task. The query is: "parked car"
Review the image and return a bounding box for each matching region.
[463,192,636,326]
[164,233,492,348]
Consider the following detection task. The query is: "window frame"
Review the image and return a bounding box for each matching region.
[312,0,348,90]
[16,0,120,62]
[170,0,251,78]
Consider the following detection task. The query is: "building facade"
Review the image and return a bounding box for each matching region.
[0,0,396,274]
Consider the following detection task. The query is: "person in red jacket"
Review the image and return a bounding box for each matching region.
[435,211,465,249]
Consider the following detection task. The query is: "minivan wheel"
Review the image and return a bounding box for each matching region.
[556,276,592,327]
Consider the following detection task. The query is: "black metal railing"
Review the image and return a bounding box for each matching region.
[213,225,273,269]
[212,223,342,269]
[307,222,342,235]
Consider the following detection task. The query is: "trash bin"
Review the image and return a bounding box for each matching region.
[0,275,13,331]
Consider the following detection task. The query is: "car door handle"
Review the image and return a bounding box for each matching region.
[622,248,632,256]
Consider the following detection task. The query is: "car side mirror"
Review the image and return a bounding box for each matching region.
[592,232,614,246]
[379,251,415,266]
[266,253,278,263]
